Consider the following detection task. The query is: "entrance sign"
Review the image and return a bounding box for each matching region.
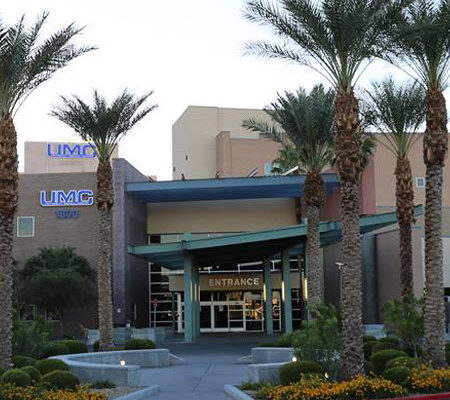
[47,143,97,158]
[40,190,94,207]
[208,277,261,288]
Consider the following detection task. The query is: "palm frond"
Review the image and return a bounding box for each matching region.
[50,90,158,162]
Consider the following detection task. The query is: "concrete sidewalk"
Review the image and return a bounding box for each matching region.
[137,334,276,400]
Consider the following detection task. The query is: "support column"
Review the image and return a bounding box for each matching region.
[281,249,293,333]
[263,259,274,335]
[193,264,200,338]
[183,252,194,343]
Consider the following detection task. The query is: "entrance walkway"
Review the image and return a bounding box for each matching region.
[138,334,277,400]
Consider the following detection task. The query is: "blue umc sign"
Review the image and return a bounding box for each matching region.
[47,143,97,158]
[40,190,94,207]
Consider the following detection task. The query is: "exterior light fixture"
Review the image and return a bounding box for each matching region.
[120,360,126,367]
[325,373,329,379]
[292,356,297,362]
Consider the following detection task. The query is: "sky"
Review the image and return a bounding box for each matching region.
[4,1,416,180]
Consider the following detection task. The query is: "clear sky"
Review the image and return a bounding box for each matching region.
[3,1,421,180]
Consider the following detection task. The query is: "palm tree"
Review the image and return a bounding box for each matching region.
[0,13,93,369]
[271,144,301,174]
[385,0,450,367]
[365,78,425,299]
[51,90,157,351]
[243,85,335,308]
[244,0,404,377]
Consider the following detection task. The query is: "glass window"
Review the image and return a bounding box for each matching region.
[17,217,35,237]
[416,177,426,188]
[264,163,272,175]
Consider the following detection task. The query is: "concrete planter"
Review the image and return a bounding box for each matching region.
[251,347,294,364]
[247,362,288,384]
[115,386,160,400]
[86,328,156,345]
[224,384,254,400]
[51,349,172,386]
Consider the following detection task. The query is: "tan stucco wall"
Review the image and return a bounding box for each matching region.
[172,106,270,180]
[24,141,119,174]
[216,131,282,177]
[374,136,450,206]
[147,198,297,234]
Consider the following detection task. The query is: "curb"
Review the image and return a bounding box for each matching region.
[387,393,450,400]
[115,385,160,400]
[224,384,254,400]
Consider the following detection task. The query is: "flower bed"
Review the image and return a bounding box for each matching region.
[0,385,107,400]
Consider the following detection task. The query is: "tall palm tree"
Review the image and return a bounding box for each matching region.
[244,0,405,377]
[385,0,450,367]
[51,90,157,351]
[0,13,93,369]
[243,85,335,308]
[366,78,425,299]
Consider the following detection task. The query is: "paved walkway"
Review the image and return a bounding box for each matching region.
[138,334,276,400]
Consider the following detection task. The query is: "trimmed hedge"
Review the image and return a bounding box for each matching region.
[383,366,411,386]
[124,339,155,350]
[39,342,70,358]
[364,360,375,374]
[58,340,88,354]
[1,369,31,387]
[279,361,325,386]
[379,337,401,347]
[370,349,408,375]
[363,335,378,343]
[364,341,377,360]
[371,341,399,355]
[20,366,41,384]
[12,355,35,368]
[42,370,80,390]
[0,367,5,378]
[34,359,69,376]
[385,356,419,370]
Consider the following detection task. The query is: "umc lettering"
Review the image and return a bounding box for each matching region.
[47,143,97,158]
[40,190,94,207]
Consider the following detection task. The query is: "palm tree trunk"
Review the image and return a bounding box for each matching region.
[334,91,363,379]
[304,172,326,307]
[0,115,18,369]
[97,161,114,351]
[423,88,448,367]
[395,156,414,298]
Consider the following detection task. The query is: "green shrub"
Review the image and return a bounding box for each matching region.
[90,380,116,389]
[124,339,155,350]
[42,370,80,390]
[383,366,411,386]
[39,342,70,358]
[385,356,420,370]
[12,315,52,359]
[258,342,279,347]
[371,341,399,355]
[364,341,377,360]
[379,337,401,347]
[447,350,450,365]
[11,355,35,368]
[0,369,31,387]
[93,340,99,352]
[279,361,325,385]
[20,366,41,384]
[34,359,69,375]
[276,334,294,347]
[0,367,5,378]
[370,349,408,374]
[364,360,375,374]
[363,335,378,343]
[58,340,88,354]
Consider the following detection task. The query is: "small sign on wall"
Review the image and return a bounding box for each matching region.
[40,190,94,207]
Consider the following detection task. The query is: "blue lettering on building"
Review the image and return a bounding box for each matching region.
[55,210,80,219]
[40,190,94,207]
[47,143,97,158]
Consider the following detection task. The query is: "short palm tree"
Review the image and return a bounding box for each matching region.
[51,90,157,351]
[0,13,92,369]
[271,144,301,174]
[366,78,425,299]
[385,0,450,367]
[243,85,335,308]
[244,0,405,377]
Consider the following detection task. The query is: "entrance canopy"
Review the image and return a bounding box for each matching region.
[126,174,339,203]
[128,206,423,270]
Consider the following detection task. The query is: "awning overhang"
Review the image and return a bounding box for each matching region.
[128,206,423,270]
[126,174,340,203]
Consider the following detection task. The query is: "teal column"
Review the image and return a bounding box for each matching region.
[183,252,194,342]
[263,259,274,335]
[281,249,293,333]
[193,264,200,338]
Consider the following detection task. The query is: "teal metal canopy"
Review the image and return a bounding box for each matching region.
[128,206,423,270]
